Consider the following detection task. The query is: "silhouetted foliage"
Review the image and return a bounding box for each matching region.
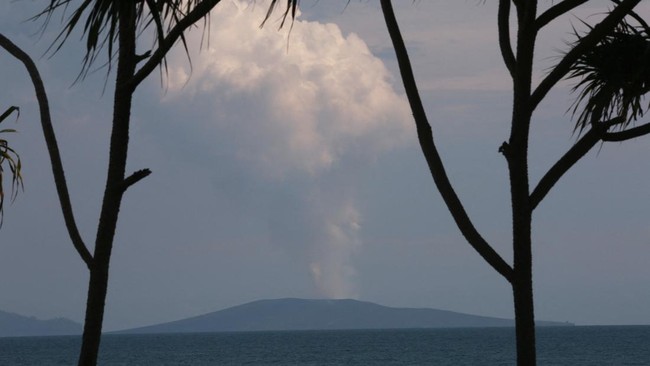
[0,106,23,226]
[35,0,212,80]
[263,0,300,28]
[569,17,650,131]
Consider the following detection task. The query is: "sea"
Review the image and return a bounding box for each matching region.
[1,326,649,365]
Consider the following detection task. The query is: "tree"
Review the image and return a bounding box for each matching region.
[377,1,649,365]
[266,0,650,363]
[0,105,23,226]
[0,1,289,365]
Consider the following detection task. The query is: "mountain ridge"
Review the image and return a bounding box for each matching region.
[118,298,573,334]
[0,310,82,337]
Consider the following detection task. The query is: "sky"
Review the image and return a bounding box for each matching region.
[0,0,649,331]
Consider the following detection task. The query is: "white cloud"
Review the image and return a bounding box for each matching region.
[164,0,412,177]
[156,0,412,298]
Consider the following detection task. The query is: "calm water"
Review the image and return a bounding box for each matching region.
[1,326,649,365]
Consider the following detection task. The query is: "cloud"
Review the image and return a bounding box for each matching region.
[152,0,412,298]
[163,0,411,177]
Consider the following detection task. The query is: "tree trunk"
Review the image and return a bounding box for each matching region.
[513,272,536,366]
[76,3,137,366]
[508,2,537,364]
[509,114,537,366]
[509,157,537,366]
[508,143,536,366]
[77,267,110,366]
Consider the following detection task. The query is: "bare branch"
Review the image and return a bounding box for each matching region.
[0,34,93,269]
[499,0,516,77]
[380,0,513,282]
[530,128,601,210]
[0,106,20,123]
[121,169,152,192]
[530,117,624,210]
[531,119,650,209]
[530,0,641,111]
[603,122,650,141]
[535,0,589,30]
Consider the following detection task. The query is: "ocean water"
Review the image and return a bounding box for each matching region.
[1,326,649,365]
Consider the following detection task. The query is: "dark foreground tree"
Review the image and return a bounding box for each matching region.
[1,1,293,364]
[269,0,649,364]
[377,1,649,365]
[2,2,217,365]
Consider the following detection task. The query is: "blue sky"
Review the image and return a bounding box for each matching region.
[0,1,649,331]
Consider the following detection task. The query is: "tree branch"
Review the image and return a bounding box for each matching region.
[380,0,514,282]
[530,117,624,210]
[603,122,650,141]
[535,0,589,31]
[0,34,93,269]
[132,0,223,88]
[530,0,641,111]
[121,168,151,192]
[499,0,516,77]
[530,128,601,210]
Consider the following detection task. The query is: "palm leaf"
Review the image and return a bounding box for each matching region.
[0,106,23,227]
[33,0,214,80]
[262,0,300,29]
[567,16,650,132]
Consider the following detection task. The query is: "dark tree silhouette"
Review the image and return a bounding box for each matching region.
[379,1,649,365]
[271,0,650,365]
[1,1,292,365]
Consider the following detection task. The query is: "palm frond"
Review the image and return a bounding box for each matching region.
[262,0,300,29]
[32,0,213,80]
[567,16,650,132]
[0,106,23,227]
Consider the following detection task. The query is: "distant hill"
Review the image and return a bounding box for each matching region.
[120,298,573,334]
[0,310,82,337]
